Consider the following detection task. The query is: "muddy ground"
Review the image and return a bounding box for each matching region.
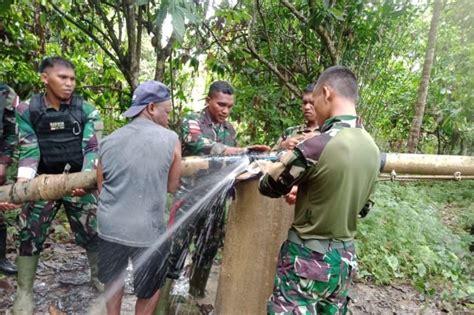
[0,241,470,314]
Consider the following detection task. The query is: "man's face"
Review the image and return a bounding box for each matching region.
[302,92,317,123]
[149,100,172,128]
[312,86,331,127]
[206,92,234,124]
[41,65,76,101]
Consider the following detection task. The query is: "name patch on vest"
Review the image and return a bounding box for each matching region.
[50,122,65,131]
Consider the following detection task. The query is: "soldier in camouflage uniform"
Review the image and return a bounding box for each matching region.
[13,57,104,314]
[168,81,269,297]
[259,66,380,314]
[273,83,320,151]
[0,84,19,275]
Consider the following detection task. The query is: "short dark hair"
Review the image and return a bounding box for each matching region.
[314,66,358,102]
[39,57,75,73]
[208,80,234,98]
[303,83,315,94]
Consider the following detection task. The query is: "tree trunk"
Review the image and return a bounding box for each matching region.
[124,0,140,89]
[0,172,97,204]
[34,1,46,54]
[154,46,171,81]
[407,0,442,153]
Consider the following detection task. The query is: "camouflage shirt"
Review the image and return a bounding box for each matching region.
[16,94,102,179]
[273,123,320,151]
[259,115,380,240]
[180,107,237,157]
[0,84,18,165]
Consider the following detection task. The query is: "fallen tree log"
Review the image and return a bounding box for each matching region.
[380,153,474,175]
[0,153,472,203]
[0,171,97,204]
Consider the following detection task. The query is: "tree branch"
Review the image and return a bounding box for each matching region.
[202,22,230,55]
[280,0,307,23]
[246,0,300,96]
[50,3,122,68]
[136,6,143,62]
[122,0,140,88]
[90,0,124,62]
[280,0,339,64]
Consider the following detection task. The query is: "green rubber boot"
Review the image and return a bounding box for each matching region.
[12,255,39,315]
[86,248,104,292]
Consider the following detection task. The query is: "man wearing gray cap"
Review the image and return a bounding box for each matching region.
[96,80,181,315]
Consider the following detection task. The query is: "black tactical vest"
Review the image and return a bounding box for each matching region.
[29,94,85,174]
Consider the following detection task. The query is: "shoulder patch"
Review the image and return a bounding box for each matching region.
[188,120,201,135]
[296,132,332,162]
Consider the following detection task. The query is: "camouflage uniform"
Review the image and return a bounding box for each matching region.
[15,94,102,256]
[0,85,18,277]
[273,123,320,151]
[168,108,236,281]
[0,84,18,166]
[259,115,380,314]
[0,85,18,226]
[181,107,237,155]
[270,241,356,314]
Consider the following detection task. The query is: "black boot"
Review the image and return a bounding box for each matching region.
[0,223,17,275]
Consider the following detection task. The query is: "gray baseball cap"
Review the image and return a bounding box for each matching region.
[122,80,171,118]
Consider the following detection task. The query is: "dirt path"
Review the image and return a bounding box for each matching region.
[194,266,446,315]
[0,242,467,314]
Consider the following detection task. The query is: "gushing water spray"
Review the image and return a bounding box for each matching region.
[98,156,250,311]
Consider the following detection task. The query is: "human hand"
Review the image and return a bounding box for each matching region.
[280,138,299,150]
[247,144,271,152]
[0,202,20,211]
[71,188,87,197]
[285,186,298,205]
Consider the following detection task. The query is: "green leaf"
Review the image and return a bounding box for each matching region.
[170,9,185,42]
[154,3,169,28]
[177,6,198,24]
[385,255,399,271]
[329,7,345,21]
[416,263,427,277]
[0,0,13,15]
[190,57,199,70]
[309,12,325,27]
[39,13,47,26]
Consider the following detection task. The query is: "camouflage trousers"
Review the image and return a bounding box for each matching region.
[167,197,226,278]
[17,193,98,256]
[268,240,357,315]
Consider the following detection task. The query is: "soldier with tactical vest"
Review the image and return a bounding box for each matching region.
[259,66,380,313]
[12,57,104,314]
[167,81,269,297]
[0,84,19,275]
[273,83,320,151]
[273,83,321,205]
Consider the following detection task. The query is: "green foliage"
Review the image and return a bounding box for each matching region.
[184,0,472,154]
[194,0,427,146]
[420,0,474,155]
[357,181,474,301]
[1,0,471,154]
[0,1,130,126]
